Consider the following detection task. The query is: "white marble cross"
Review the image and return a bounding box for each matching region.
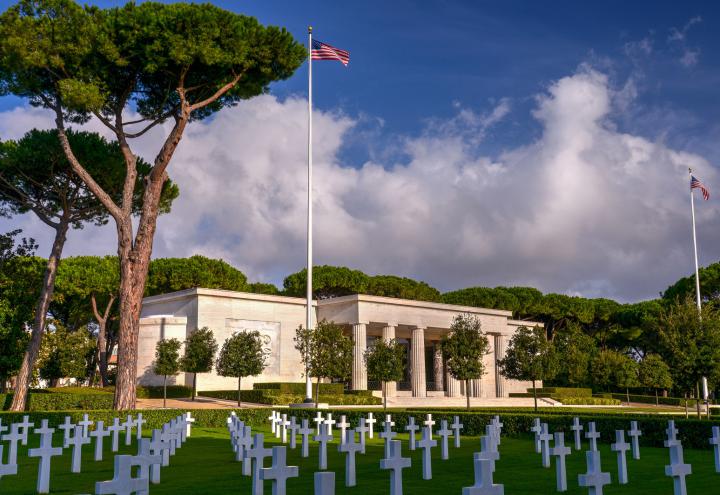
[314,412,325,435]
[405,417,419,451]
[184,412,195,438]
[314,422,333,470]
[551,432,571,492]
[462,455,504,495]
[380,440,411,495]
[314,471,335,495]
[248,433,273,495]
[578,450,611,495]
[78,414,93,439]
[136,413,147,440]
[17,415,33,446]
[380,420,398,458]
[665,443,691,495]
[28,420,63,494]
[124,415,136,446]
[148,429,170,480]
[269,411,277,434]
[475,436,499,470]
[585,422,600,452]
[423,414,435,437]
[59,416,76,448]
[418,426,437,480]
[237,426,252,465]
[437,420,452,460]
[610,430,630,484]
[259,446,299,495]
[108,418,123,452]
[90,420,110,462]
[485,425,499,453]
[160,423,177,456]
[0,445,18,480]
[530,418,542,454]
[280,413,289,444]
[710,426,720,473]
[241,429,256,476]
[337,415,350,445]
[135,438,163,491]
[68,425,91,473]
[491,416,503,445]
[356,418,368,454]
[2,423,22,466]
[385,414,395,427]
[272,414,282,440]
[299,419,313,458]
[338,429,362,487]
[288,417,300,449]
[95,454,148,495]
[665,420,680,448]
[628,421,642,460]
[571,417,583,451]
[176,415,187,444]
[325,413,336,435]
[451,416,463,448]
[366,413,377,439]
[539,423,553,468]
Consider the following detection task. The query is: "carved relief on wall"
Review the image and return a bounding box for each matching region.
[224,319,281,375]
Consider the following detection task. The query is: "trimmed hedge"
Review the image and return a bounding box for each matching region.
[595,393,698,407]
[558,397,620,406]
[0,393,113,411]
[536,387,592,397]
[199,390,381,406]
[252,382,345,395]
[0,407,714,449]
[101,385,193,399]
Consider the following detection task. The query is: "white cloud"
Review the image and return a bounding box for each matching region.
[1,66,718,302]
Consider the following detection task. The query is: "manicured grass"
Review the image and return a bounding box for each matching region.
[2,424,717,494]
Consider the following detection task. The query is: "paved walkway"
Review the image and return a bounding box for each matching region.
[136,396,266,409]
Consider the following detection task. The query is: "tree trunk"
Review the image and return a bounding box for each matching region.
[626,387,630,405]
[238,376,242,408]
[696,382,702,419]
[532,379,538,412]
[10,222,68,411]
[315,377,320,408]
[655,389,659,406]
[91,293,115,388]
[684,393,689,419]
[191,372,197,401]
[382,381,387,410]
[466,379,470,410]
[163,374,167,409]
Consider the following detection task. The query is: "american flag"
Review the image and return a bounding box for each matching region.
[691,175,710,200]
[311,39,350,66]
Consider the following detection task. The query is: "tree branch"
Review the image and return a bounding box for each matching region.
[188,73,243,112]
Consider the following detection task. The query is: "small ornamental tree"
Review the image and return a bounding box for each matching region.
[294,320,353,407]
[180,327,218,401]
[215,331,267,407]
[38,323,95,387]
[365,338,405,409]
[498,325,558,412]
[441,314,490,410]
[615,354,640,405]
[153,338,182,408]
[639,354,673,406]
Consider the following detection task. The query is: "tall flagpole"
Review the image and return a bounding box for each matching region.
[689,167,702,312]
[304,26,314,402]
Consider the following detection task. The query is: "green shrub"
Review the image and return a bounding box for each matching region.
[43,387,112,395]
[508,392,552,398]
[559,397,620,406]
[595,393,698,407]
[344,390,376,397]
[136,386,193,399]
[199,390,380,406]
[252,382,345,395]
[0,393,113,411]
[536,387,592,397]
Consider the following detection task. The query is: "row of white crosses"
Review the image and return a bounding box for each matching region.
[0,412,148,493]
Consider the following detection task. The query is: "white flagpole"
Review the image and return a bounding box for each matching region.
[689,167,702,312]
[304,26,314,402]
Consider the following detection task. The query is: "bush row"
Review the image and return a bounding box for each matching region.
[252,382,345,395]
[0,393,113,411]
[198,390,381,406]
[100,385,193,399]
[595,393,699,407]
[558,397,620,406]
[0,407,713,449]
[536,387,593,398]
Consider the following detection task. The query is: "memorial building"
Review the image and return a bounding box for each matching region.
[137,288,537,398]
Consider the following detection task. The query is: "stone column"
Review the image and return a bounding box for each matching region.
[410,327,426,397]
[446,372,461,397]
[382,325,397,397]
[433,343,444,392]
[471,378,482,398]
[494,334,505,398]
[352,323,367,390]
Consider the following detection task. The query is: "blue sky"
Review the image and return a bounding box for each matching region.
[1,1,719,301]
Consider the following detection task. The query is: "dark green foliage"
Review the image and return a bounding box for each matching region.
[153,339,182,377]
[441,315,490,409]
[638,354,673,402]
[551,323,597,387]
[589,350,637,392]
[594,392,699,407]
[146,256,248,296]
[198,390,381,406]
[38,324,95,384]
[247,282,280,295]
[215,330,266,406]
[252,382,345,395]
[0,392,113,411]
[180,327,218,400]
[365,338,406,408]
[365,275,441,302]
[498,325,559,411]
[663,261,720,304]
[134,386,192,399]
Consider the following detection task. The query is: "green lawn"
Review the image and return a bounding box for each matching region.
[1,424,717,494]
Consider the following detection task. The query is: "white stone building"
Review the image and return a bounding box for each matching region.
[138,288,537,398]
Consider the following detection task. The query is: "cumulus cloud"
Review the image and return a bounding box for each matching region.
[1,67,718,302]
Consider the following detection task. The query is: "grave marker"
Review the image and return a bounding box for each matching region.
[314,412,324,435]
[710,426,720,473]
[418,426,437,480]
[367,413,377,439]
[356,419,368,454]
[462,455,504,495]
[551,432,571,492]
[423,414,435,437]
[628,421,642,460]
[474,436,499,470]
[269,411,277,434]
[530,418,542,453]
[577,450,611,495]
[299,419,313,458]
[314,471,335,495]
[135,438,162,490]
[338,429,363,487]
[451,416,463,448]
[95,454,148,495]
[184,412,195,438]
[0,445,17,479]
[124,415,135,446]
[59,416,75,448]
[28,420,63,494]
[585,422,600,452]
[280,414,289,444]
[68,425,91,473]
[665,420,680,448]
[337,415,349,445]
[17,415,34,446]
[325,413,336,435]
[259,446,299,495]
[90,421,110,462]
[665,443,691,495]
[78,414,93,439]
[2,423,22,466]
[288,417,300,449]
[380,440,411,495]
[437,420,452,460]
[108,418,123,452]
[379,420,398,458]
[539,423,553,468]
[136,413,147,440]
[571,418,583,451]
[610,430,630,484]
[314,423,333,470]
[405,417,419,450]
[247,433,273,495]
